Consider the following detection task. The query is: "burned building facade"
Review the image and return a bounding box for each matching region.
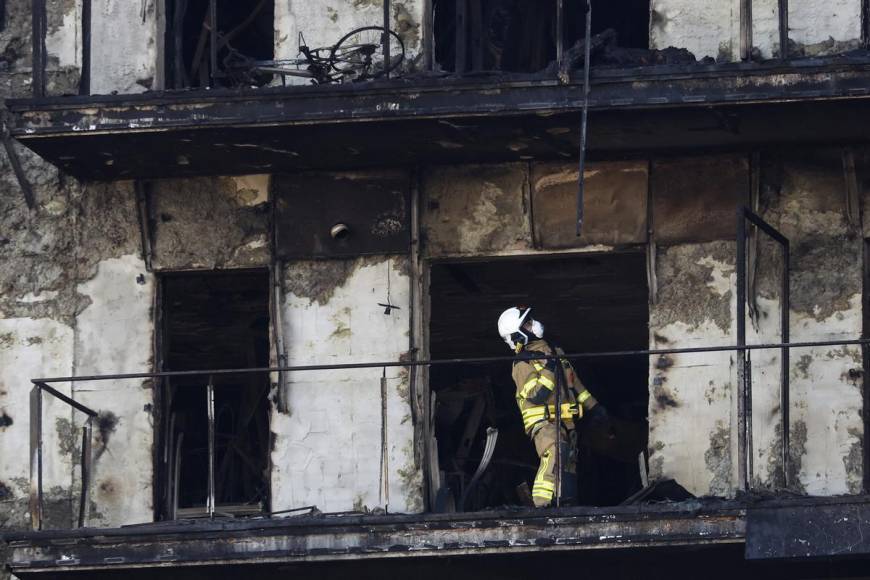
[1,0,870,578]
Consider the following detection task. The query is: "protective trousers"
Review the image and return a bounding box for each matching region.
[530,423,577,507]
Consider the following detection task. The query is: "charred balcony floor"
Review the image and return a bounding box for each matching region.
[8,495,870,577]
[8,55,870,180]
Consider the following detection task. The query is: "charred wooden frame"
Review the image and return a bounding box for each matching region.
[29,383,98,531]
[80,0,92,95]
[736,207,790,492]
[779,0,789,59]
[31,0,47,97]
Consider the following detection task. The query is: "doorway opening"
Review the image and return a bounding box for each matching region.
[158,269,271,518]
[429,252,649,511]
[433,0,650,74]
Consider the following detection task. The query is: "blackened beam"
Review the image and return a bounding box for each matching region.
[31,0,47,98]
[779,0,789,59]
[34,382,98,417]
[80,0,91,95]
[7,504,745,573]
[576,0,592,236]
[1,118,35,209]
[30,338,870,385]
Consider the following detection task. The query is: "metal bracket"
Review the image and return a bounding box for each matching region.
[2,117,35,210]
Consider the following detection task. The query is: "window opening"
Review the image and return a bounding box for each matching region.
[433,0,650,74]
[159,270,271,517]
[166,0,275,89]
[429,253,649,511]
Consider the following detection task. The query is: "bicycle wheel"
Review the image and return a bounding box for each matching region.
[330,26,405,81]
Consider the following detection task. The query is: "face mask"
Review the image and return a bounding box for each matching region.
[528,320,545,339]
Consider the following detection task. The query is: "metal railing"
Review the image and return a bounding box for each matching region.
[29,336,870,530]
[26,207,867,529]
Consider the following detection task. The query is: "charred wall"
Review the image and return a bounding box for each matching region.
[651,0,863,61]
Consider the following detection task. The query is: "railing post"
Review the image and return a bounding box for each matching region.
[29,385,43,530]
[779,0,789,59]
[207,375,216,518]
[208,0,218,87]
[32,0,47,98]
[383,0,391,79]
[576,0,592,236]
[781,238,791,488]
[554,356,563,508]
[80,0,91,95]
[737,207,748,492]
[78,416,93,528]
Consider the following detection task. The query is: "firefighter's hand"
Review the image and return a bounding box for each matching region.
[585,404,615,439]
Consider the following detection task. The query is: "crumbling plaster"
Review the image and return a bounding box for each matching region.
[648,242,739,497]
[90,0,159,94]
[150,175,271,271]
[0,174,157,580]
[649,152,865,498]
[753,154,864,495]
[651,0,863,61]
[272,256,422,513]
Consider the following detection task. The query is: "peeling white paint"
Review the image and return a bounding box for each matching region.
[90,0,158,94]
[272,257,421,513]
[651,0,741,61]
[73,255,155,526]
[46,1,82,69]
[0,318,75,504]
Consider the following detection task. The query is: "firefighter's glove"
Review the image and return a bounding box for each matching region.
[584,404,615,440]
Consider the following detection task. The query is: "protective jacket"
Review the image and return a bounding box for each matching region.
[512,338,598,507]
[512,339,598,435]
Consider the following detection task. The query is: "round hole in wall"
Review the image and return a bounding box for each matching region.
[330,223,350,241]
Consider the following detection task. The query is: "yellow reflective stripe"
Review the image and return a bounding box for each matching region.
[520,374,555,399]
[520,377,540,398]
[577,390,592,404]
[533,451,554,501]
[537,374,555,389]
[533,362,545,372]
[521,404,579,430]
[535,451,551,484]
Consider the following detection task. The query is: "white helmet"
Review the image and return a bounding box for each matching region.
[498,307,545,351]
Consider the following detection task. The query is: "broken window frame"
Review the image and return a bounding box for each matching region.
[154,268,273,521]
[736,206,790,492]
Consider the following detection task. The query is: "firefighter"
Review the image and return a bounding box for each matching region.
[497,306,609,507]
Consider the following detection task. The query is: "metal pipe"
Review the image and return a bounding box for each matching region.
[779,0,789,59]
[2,120,36,209]
[78,417,93,528]
[34,382,98,417]
[746,350,754,489]
[207,375,215,518]
[80,0,91,95]
[455,0,467,73]
[32,339,870,386]
[554,354,563,508]
[32,0,47,97]
[556,0,564,77]
[576,0,592,236]
[208,0,218,87]
[737,207,748,492]
[383,0,391,79]
[740,0,753,61]
[29,386,43,530]
[782,237,791,488]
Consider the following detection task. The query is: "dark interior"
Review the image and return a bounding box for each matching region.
[429,252,649,511]
[160,270,271,514]
[434,0,650,73]
[166,0,275,88]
